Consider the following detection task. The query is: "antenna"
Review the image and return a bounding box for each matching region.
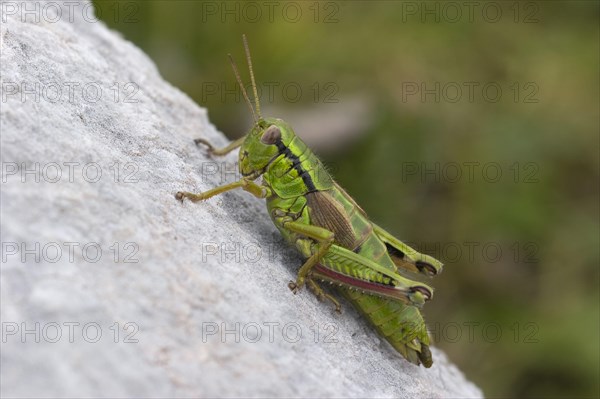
[242,34,261,120]
[228,53,257,122]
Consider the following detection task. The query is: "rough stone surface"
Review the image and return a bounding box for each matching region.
[0,2,483,398]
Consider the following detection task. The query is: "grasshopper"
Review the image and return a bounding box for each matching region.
[176,36,443,367]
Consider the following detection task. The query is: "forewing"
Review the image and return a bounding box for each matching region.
[306,191,357,249]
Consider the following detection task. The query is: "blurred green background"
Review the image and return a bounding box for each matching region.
[93,1,599,397]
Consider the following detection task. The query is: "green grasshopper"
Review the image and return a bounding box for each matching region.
[176,36,443,367]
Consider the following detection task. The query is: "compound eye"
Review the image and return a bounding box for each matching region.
[260,125,281,145]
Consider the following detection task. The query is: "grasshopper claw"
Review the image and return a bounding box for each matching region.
[408,286,433,307]
[194,138,214,152]
[415,261,440,277]
[288,281,299,294]
[411,286,432,300]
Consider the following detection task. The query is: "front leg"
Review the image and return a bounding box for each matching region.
[194,135,246,156]
[176,178,270,203]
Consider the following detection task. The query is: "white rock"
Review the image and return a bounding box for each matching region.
[0,1,483,398]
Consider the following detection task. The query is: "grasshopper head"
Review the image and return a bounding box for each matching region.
[239,117,294,178]
[227,36,295,178]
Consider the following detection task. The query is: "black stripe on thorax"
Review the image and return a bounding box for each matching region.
[275,141,317,192]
